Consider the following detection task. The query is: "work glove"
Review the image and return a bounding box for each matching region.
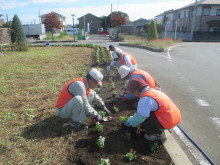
[124,120,131,127]
[95,114,103,122]
[106,66,111,73]
[102,105,111,115]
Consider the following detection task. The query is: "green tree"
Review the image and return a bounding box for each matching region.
[2,21,12,28]
[11,15,28,51]
[148,20,158,40]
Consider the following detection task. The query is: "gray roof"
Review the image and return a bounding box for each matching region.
[133,18,148,22]
[178,0,220,10]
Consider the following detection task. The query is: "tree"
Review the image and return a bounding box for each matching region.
[147,20,158,40]
[43,12,61,40]
[2,21,12,28]
[11,15,28,51]
[100,16,111,30]
[111,12,126,27]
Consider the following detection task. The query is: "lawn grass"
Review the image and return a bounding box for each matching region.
[0,46,95,164]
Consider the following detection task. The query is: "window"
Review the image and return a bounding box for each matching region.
[178,13,181,19]
[217,9,220,16]
[203,7,211,16]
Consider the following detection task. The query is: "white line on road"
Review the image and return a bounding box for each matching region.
[195,98,210,107]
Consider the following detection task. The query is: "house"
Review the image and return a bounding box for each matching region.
[155,0,220,40]
[132,18,149,34]
[39,12,66,32]
[78,13,101,34]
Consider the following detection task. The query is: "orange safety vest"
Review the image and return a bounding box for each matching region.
[141,89,181,129]
[120,53,137,66]
[56,78,91,109]
[130,69,156,88]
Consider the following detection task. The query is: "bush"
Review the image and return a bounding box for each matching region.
[148,20,158,40]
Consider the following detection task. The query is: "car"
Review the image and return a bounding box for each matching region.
[98,30,109,35]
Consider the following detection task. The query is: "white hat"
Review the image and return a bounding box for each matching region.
[118,65,131,79]
[89,68,103,86]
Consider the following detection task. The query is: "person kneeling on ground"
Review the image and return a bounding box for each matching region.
[124,77,181,141]
[118,65,160,101]
[56,68,111,131]
[107,47,137,73]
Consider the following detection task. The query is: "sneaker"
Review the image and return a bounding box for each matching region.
[69,121,88,131]
[144,131,166,141]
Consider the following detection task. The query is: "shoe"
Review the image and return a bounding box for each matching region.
[69,121,88,131]
[144,131,166,141]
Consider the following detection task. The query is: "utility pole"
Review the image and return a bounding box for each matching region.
[71,14,75,41]
[190,0,198,41]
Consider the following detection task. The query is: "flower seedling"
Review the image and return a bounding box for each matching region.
[94,87,100,93]
[98,111,107,117]
[112,90,117,97]
[113,105,120,112]
[125,149,136,161]
[98,158,110,165]
[119,116,128,124]
[151,142,159,153]
[122,130,131,142]
[111,83,115,89]
[95,123,104,133]
[108,77,113,82]
[96,136,105,149]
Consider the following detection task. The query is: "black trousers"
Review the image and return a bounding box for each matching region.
[141,112,164,135]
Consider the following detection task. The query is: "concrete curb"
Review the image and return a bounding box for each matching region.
[162,130,193,165]
[119,43,164,52]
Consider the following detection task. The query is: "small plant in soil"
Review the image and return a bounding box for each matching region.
[122,130,131,142]
[111,83,115,89]
[125,149,136,161]
[119,116,128,124]
[95,122,104,133]
[98,111,106,117]
[97,158,110,165]
[112,90,117,97]
[96,136,105,149]
[108,77,113,82]
[113,105,120,112]
[151,141,160,153]
[94,87,100,94]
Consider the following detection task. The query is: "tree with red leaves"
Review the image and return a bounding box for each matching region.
[44,12,61,40]
[111,12,126,27]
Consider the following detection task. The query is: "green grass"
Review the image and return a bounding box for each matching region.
[0,46,95,164]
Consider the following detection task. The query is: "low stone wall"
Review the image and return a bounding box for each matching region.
[0,28,11,45]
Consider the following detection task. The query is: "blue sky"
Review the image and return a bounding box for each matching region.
[0,0,195,25]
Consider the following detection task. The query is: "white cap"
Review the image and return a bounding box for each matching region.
[89,68,103,86]
[118,65,131,79]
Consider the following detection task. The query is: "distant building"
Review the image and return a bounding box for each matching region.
[78,13,101,34]
[132,18,149,34]
[39,12,66,32]
[155,0,220,40]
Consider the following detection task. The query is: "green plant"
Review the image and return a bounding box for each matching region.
[98,158,110,165]
[151,142,159,153]
[113,105,120,112]
[148,20,158,40]
[95,123,104,132]
[94,87,100,93]
[98,111,106,117]
[125,149,136,161]
[108,77,113,82]
[96,136,105,149]
[112,90,117,95]
[119,116,128,124]
[11,14,28,51]
[111,83,115,89]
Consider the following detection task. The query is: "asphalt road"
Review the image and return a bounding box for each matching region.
[116,42,220,164]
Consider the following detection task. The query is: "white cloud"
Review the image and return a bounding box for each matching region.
[0,0,28,10]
